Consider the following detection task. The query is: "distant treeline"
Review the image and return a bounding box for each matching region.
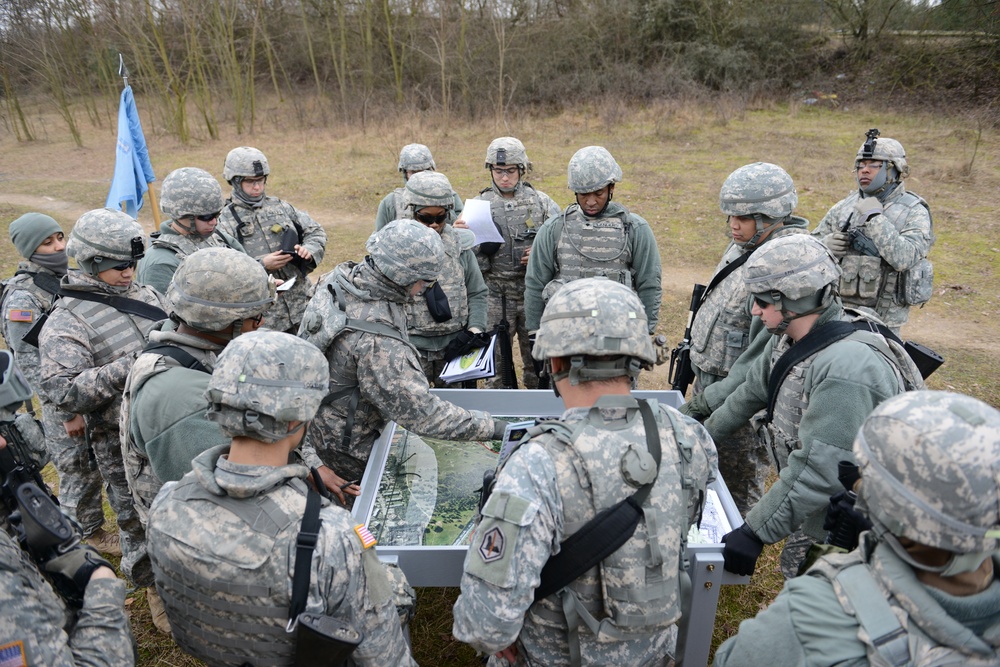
[1,0,997,144]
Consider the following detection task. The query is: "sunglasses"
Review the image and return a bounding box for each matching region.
[111,260,137,271]
[415,211,448,225]
[187,211,221,222]
[752,295,773,309]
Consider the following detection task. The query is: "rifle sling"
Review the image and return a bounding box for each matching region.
[696,250,752,314]
[289,471,323,624]
[58,288,167,321]
[142,342,211,374]
[533,400,661,602]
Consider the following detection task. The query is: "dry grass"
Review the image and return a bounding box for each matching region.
[2,94,998,666]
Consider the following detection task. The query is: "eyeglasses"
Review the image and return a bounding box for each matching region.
[491,166,519,177]
[186,211,221,222]
[111,260,137,272]
[252,313,265,326]
[242,177,267,187]
[415,211,448,225]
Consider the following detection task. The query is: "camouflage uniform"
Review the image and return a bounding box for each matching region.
[399,172,488,386]
[525,147,661,337]
[298,220,499,484]
[454,279,716,666]
[374,143,463,230]
[136,167,244,295]
[147,331,416,666]
[0,529,134,667]
[689,163,808,515]
[473,138,560,389]
[812,135,934,333]
[38,210,167,587]
[217,148,326,333]
[714,391,1000,666]
[707,236,919,578]
[2,261,105,536]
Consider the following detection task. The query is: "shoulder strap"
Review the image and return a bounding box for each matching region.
[766,321,857,423]
[227,202,248,245]
[533,399,662,601]
[31,272,62,296]
[289,471,323,625]
[58,288,167,322]
[142,341,211,374]
[835,563,911,666]
[698,251,752,312]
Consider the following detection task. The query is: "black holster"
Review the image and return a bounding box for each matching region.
[294,612,363,667]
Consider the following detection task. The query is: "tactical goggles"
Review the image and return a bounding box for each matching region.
[185,211,221,222]
[415,210,448,225]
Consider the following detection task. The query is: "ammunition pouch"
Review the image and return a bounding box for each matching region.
[294,612,362,667]
[896,257,933,306]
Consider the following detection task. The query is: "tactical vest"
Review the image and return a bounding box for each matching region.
[810,545,1000,667]
[522,401,703,664]
[404,226,469,338]
[0,269,56,344]
[689,244,751,378]
[148,227,234,258]
[120,353,165,524]
[392,186,409,221]
[52,288,160,368]
[149,474,306,666]
[222,197,300,259]
[839,190,933,326]
[476,184,549,287]
[554,204,633,288]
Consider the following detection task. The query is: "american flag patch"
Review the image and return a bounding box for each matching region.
[354,524,377,549]
[7,310,32,323]
[0,641,27,667]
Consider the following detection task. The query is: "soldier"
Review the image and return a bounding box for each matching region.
[1,213,111,553]
[38,209,167,623]
[687,163,809,515]
[525,146,662,345]
[812,130,934,334]
[0,438,134,667]
[374,143,463,230]
[714,390,1000,666]
[399,171,489,386]
[453,278,716,666]
[147,331,416,666]
[297,219,505,490]
[706,235,922,579]
[136,167,244,294]
[217,146,327,333]
[468,137,560,389]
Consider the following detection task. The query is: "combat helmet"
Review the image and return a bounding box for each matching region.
[397,144,436,179]
[160,167,225,237]
[744,235,841,334]
[567,146,622,194]
[485,137,530,171]
[719,162,798,250]
[67,208,146,276]
[167,247,275,335]
[533,278,655,386]
[223,147,270,183]
[365,219,444,287]
[854,129,908,196]
[0,350,34,412]
[205,331,329,443]
[855,390,1000,574]
[403,171,456,212]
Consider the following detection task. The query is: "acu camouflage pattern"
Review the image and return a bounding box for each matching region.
[38,271,167,587]
[66,209,145,274]
[298,261,495,483]
[159,167,225,219]
[404,225,471,339]
[486,137,529,167]
[166,247,274,332]
[402,170,455,210]
[566,146,622,193]
[855,136,910,176]
[0,529,134,667]
[217,196,325,333]
[855,390,1000,554]
[454,398,716,666]
[718,162,798,219]
[744,235,841,303]
[222,146,270,181]
[365,219,444,287]
[148,446,416,666]
[812,183,934,330]
[554,204,633,289]
[397,143,435,172]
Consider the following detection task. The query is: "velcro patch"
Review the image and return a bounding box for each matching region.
[478,526,505,563]
[354,524,377,549]
[7,310,32,323]
[0,641,27,667]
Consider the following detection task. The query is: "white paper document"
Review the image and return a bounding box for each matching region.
[461,199,503,244]
[276,276,296,292]
[439,334,497,383]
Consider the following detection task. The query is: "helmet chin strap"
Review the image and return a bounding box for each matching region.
[743,216,785,251]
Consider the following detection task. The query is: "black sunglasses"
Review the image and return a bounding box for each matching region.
[111,260,137,271]
[752,295,772,309]
[187,211,221,222]
[415,211,448,225]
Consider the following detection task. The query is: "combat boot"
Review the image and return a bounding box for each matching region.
[147,586,172,635]
[85,527,122,557]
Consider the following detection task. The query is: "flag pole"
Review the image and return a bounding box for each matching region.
[117,55,161,227]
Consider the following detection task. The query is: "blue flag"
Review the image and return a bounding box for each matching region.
[105,85,155,218]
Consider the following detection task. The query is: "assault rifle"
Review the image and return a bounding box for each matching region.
[497,295,518,389]
[668,284,706,396]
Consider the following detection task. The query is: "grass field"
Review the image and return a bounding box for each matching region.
[2,95,998,665]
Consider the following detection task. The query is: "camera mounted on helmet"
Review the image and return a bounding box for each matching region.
[861,128,880,159]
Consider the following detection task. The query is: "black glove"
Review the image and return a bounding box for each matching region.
[443,329,493,361]
[44,544,113,596]
[721,524,765,576]
[478,241,502,257]
[822,490,872,551]
[424,282,453,323]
